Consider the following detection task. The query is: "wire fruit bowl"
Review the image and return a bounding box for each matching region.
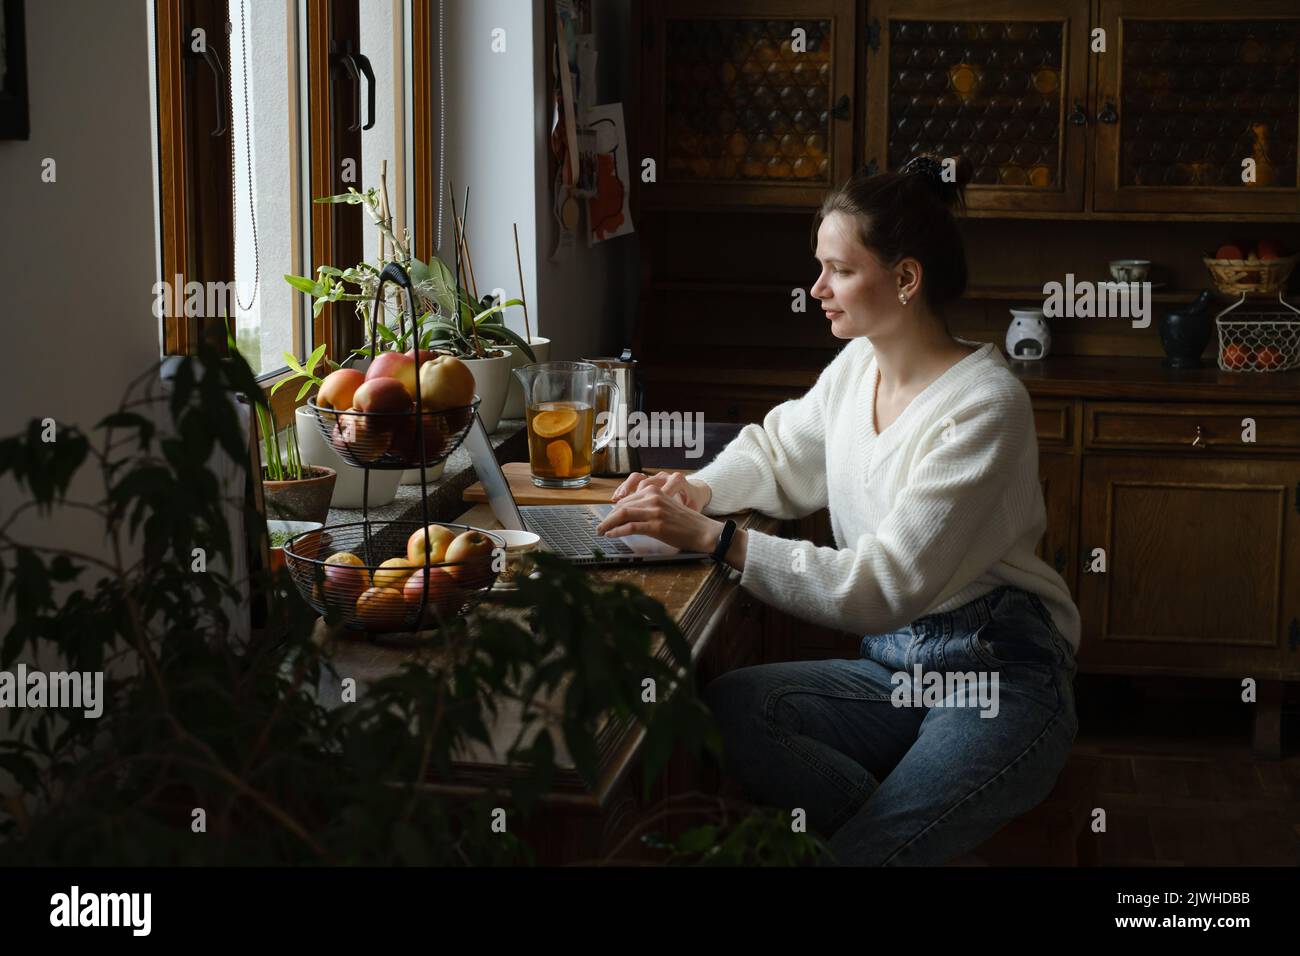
[282,520,505,633]
[304,398,478,470]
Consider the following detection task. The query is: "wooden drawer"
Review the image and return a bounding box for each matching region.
[1033,399,1076,451]
[1084,402,1300,455]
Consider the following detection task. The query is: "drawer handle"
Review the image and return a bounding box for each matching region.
[1190,425,1207,450]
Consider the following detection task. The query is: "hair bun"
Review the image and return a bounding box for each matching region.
[900,153,972,208]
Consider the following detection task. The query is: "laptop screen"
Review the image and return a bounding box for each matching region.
[461,412,527,531]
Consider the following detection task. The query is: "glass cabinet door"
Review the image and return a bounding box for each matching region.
[1095,0,1300,214]
[639,0,857,208]
[863,0,1091,213]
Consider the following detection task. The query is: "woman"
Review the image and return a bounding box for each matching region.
[594,155,1080,866]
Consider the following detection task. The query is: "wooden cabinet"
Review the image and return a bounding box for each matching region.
[636,0,1300,218]
[863,0,1092,212]
[637,0,858,209]
[1076,451,1300,681]
[1093,0,1300,214]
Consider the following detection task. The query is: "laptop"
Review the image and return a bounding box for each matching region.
[462,414,712,566]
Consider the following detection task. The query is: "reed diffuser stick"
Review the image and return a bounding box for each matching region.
[513,222,532,344]
[447,182,483,358]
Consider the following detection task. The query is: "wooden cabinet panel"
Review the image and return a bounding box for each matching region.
[1084,401,1300,454]
[1077,454,1300,678]
[1094,0,1300,213]
[1034,398,1077,450]
[639,0,857,209]
[1039,451,1079,589]
[863,0,1091,212]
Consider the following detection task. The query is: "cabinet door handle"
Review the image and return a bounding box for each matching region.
[1069,98,1088,126]
[1098,100,1118,124]
[1190,424,1207,449]
[832,93,851,121]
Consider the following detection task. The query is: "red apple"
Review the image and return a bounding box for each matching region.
[1214,243,1245,260]
[444,530,497,589]
[317,368,366,411]
[417,355,477,412]
[355,586,408,630]
[331,412,392,463]
[1256,238,1285,261]
[316,552,369,608]
[353,377,414,415]
[1255,345,1284,370]
[366,352,418,398]
[403,566,462,621]
[406,524,457,565]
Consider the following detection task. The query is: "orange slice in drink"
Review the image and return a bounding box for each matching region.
[546,440,573,477]
[532,407,578,439]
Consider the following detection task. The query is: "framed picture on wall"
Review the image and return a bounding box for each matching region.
[0,0,30,140]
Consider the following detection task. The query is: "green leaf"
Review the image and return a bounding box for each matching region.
[283,274,321,296]
[295,379,315,401]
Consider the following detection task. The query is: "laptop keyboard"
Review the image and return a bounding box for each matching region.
[524,507,636,557]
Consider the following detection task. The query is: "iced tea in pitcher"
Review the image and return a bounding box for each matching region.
[512,361,620,489]
[525,401,594,484]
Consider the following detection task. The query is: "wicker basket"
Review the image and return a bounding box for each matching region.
[282,521,504,632]
[1202,254,1298,296]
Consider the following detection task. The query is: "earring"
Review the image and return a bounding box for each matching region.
[899,292,908,304]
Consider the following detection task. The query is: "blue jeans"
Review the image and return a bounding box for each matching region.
[703,585,1079,865]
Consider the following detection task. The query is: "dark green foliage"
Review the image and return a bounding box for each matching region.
[0,346,823,866]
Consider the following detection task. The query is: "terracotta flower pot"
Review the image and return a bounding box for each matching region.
[263,465,337,526]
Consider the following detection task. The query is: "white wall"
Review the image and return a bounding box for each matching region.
[435,0,635,362]
[0,0,159,530]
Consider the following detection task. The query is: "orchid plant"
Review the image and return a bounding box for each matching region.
[275,182,536,401]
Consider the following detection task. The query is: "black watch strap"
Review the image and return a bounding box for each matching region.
[710,518,738,564]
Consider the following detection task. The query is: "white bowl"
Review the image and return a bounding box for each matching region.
[1109,259,1151,282]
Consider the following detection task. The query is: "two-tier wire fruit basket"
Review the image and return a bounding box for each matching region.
[280,262,503,634]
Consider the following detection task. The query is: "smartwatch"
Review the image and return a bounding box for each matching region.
[710,518,738,565]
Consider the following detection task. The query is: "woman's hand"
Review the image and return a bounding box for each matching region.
[596,482,723,555]
[610,471,712,512]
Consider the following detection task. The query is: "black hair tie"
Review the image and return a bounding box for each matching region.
[900,154,946,186]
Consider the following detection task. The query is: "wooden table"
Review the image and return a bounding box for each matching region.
[311,467,783,861]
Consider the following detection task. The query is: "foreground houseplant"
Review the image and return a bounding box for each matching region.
[0,346,821,865]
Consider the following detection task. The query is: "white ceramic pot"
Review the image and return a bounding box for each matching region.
[498,336,552,420]
[399,460,446,485]
[460,352,514,433]
[295,406,401,509]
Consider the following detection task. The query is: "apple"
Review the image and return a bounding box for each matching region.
[353,377,414,415]
[373,556,419,590]
[1222,343,1253,369]
[316,552,369,607]
[1255,345,1284,370]
[390,413,451,460]
[403,566,462,621]
[1256,238,1285,261]
[331,412,392,463]
[355,586,408,630]
[1214,243,1245,260]
[407,524,457,565]
[417,355,476,412]
[317,368,365,411]
[444,530,497,589]
[366,352,418,398]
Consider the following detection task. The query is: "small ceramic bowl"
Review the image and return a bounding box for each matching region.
[267,520,325,575]
[1109,259,1151,282]
[494,529,541,584]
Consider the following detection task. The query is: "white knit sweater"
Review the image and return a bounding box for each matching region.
[689,336,1082,652]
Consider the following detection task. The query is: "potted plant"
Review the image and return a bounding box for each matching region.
[256,401,336,526]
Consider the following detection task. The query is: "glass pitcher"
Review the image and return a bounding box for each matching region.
[512,361,621,488]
